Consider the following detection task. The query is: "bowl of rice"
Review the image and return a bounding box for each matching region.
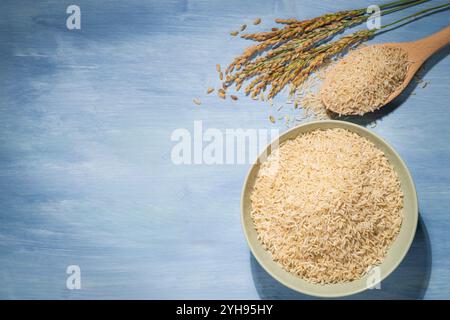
[241,120,418,297]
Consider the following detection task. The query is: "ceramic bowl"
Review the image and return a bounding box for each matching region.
[241,120,418,298]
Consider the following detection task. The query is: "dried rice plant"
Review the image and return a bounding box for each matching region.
[217,0,447,101]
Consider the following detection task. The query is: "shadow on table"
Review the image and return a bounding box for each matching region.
[251,215,431,300]
[328,45,450,127]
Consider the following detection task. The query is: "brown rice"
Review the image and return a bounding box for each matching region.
[321,46,410,115]
[250,128,403,284]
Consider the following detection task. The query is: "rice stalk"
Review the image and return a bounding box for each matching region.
[218,0,435,101]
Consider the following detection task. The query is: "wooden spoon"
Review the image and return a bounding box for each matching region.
[321,26,450,115]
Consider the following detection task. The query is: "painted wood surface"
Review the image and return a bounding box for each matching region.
[0,0,448,299]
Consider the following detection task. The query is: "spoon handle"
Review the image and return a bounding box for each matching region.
[411,26,450,61]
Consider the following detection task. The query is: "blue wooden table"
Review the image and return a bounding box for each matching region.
[0,0,448,299]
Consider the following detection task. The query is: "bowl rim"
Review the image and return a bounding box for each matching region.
[240,119,418,298]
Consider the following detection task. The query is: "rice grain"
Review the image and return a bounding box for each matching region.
[321,46,410,115]
[250,128,403,284]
